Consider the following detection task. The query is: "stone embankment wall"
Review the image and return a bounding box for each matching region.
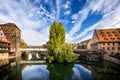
[103,54,120,64]
[0,53,9,60]
[0,59,9,66]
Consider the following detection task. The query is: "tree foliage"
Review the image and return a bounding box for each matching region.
[47,21,78,63]
[20,39,27,47]
[48,21,65,56]
[54,44,79,63]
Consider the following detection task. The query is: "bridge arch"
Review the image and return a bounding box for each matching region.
[20,46,47,60]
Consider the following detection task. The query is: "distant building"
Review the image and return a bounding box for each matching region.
[77,39,91,49]
[0,23,21,56]
[91,28,120,55]
[0,26,10,60]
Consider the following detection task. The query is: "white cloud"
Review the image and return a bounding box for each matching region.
[69,8,90,37]
[73,2,120,42]
[44,0,49,4]
[34,0,40,3]
[1,0,120,45]
[68,0,120,43]
[64,10,71,15]
[66,33,72,42]
[39,5,55,21]
[56,0,60,20]
[0,0,53,45]
[63,1,71,9]
[71,14,79,20]
[90,0,119,14]
[22,27,49,45]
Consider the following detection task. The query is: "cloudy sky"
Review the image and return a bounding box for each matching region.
[0,0,120,45]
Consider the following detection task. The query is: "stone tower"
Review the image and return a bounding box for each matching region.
[0,23,21,56]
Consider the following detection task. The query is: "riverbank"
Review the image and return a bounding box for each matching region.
[0,55,20,61]
[20,60,46,64]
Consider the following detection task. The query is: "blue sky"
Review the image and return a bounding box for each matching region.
[0,0,120,45]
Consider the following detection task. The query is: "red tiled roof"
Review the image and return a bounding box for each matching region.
[80,39,91,46]
[0,39,10,43]
[0,23,21,31]
[95,28,120,42]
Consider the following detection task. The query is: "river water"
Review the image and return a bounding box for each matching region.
[0,57,120,80]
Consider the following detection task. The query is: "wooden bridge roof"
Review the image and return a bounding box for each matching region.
[21,45,47,48]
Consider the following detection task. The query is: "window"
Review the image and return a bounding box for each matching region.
[100,30,104,34]
[117,37,120,40]
[111,52,113,55]
[103,47,105,50]
[113,42,115,45]
[108,34,112,36]
[103,43,105,45]
[102,35,106,37]
[104,38,108,40]
[115,34,119,36]
[112,31,116,33]
[106,32,110,34]
[112,47,114,50]
[118,47,120,50]
[110,37,115,40]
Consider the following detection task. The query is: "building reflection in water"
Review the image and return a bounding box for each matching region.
[0,58,120,80]
[0,58,22,80]
[0,59,10,80]
[80,60,120,80]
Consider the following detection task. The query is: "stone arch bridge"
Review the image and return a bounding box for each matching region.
[20,46,47,60]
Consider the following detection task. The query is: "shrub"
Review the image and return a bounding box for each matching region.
[46,55,55,63]
[53,44,78,63]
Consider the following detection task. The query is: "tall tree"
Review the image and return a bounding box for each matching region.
[47,21,78,63]
[48,21,65,56]
[20,39,27,47]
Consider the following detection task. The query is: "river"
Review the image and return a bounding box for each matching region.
[0,57,120,80]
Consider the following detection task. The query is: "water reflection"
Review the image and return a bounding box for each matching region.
[22,64,92,80]
[72,64,92,80]
[0,59,9,66]
[0,58,21,80]
[0,59,10,80]
[22,65,49,80]
[0,58,120,80]
[47,63,74,80]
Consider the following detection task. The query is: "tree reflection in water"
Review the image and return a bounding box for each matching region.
[47,63,92,80]
[47,63,74,80]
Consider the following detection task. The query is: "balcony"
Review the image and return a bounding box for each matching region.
[0,43,10,48]
[0,50,9,53]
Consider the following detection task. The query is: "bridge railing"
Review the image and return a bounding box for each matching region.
[20,48,47,51]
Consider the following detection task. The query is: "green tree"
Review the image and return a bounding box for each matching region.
[54,43,77,63]
[48,21,65,56]
[20,39,27,47]
[47,21,78,63]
